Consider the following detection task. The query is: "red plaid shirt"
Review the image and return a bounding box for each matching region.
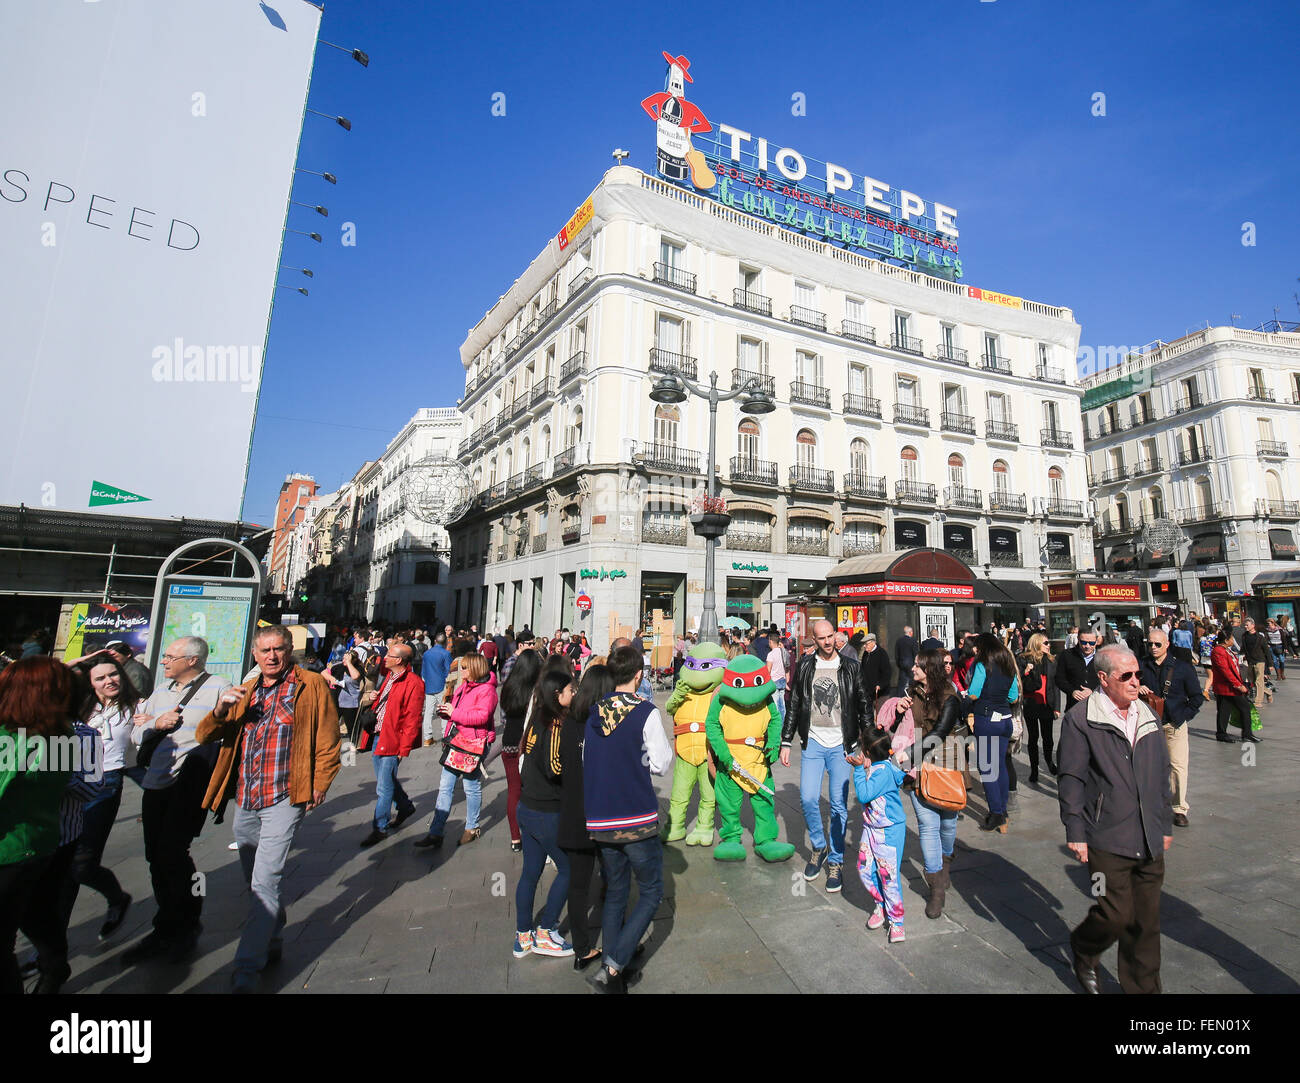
[237,672,297,811]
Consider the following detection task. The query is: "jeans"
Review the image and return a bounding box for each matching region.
[232,797,306,974]
[72,768,127,905]
[597,836,663,972]
[422,694,441,744]
[372,754,415,831]
[426,766,482,837]
[1271,648,1285,674]
[908,789,957,874]
[973,712,1012,816]
[515,803,570,934]
[773,678,787,722]
[799,739,850,865]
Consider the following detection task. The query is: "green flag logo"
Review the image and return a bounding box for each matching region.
[89,481,150,507]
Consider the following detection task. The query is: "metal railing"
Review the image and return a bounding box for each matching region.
[532,533,548,553]
[890,332,924,355]
[988,491,1027,514]
[1041,428,1074,449]
[635,441,701,474]
[1257,440,1289,458]
[986,420,1019,442]
[641,521,687,546]
[789,465,835,492]
[1035,364,1067,384]
[935,344,969,365]
[1177,504,1221,524]
[1247,386,1275,402]
[790,380,831,408]
[896,480,938,504]
[559,350,587,384]
[1096,466,1128,484]
[567,266,594,296]
[1172,395,1204,414]
[529,378,552,406]
[841,319,876,344]
[649,346,698,381]
[941,411,976,435]
[787,534,830,556]
[1094,416,1127,436]
[653,261,696,294]
[944,485,983,510]
[1177,445,1213,466]
[844,472,887,500]
[948,547,976,565]
[1267,500,1300,518]
[894,403,930,427]
[732,368,775,397]
[729,456,778,486]
[1046,498,1085,518]
[1047,553,1075,570]
[981,353,1012,374]
[789,305,827,331]
[524,463,544,487]
[552,446,577,474]
[724,531,772,553]
[990,551,1022,568]
[843,393,882,419]
[733,288,772,317]
[1130,457,1163,476]
[842,539,882,558]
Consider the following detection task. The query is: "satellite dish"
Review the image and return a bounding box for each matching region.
[399,456,475,526]
[1141,517,1182,560]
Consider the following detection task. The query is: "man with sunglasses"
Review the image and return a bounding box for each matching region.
[1056,629,1102,704]
[1139,628,1203,828]
[1058,645,1173,994]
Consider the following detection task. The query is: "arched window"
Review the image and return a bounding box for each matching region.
[1048,465,1064,502]
[1266,470,1284,505]
[1114,493,1130,530]
[992,458,1009,493]
[850,438,870,475]
[654,404,680,447]
[796,428,817,469]
[947,452,966,489]
[1194,475,1213,511]
[488,457,498,486]
[503,446,513,480]
[568,406,584,448]
[1149,485,1165,520]
[472,467,482,492]
[900,445,918,482]
[737,418,760,461]
[521,436,531,467]
[541,424,552,459]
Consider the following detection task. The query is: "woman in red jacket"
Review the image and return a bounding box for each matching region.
[359,643,425,847]
[416,653,499,848]
[1210,629,1255,743]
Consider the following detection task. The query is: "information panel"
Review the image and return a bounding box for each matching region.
[155,581,258,687]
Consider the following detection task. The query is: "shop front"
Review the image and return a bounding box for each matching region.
[1250,570,1300,627]
[1197,573,1229,619]
[640,570,685,636]
[1042,578,1152,642]
[972,576,1043,630]
[726,560,771,630]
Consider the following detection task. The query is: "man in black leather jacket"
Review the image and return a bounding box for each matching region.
[780,619,872,893]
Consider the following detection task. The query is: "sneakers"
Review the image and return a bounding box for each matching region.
[887,924,906,944]
[803,845,828,881]
[825,862,843,893]
[531,929,574,958]
[866,906,886,930]
[99,893,131,940]
[512,931,533,958]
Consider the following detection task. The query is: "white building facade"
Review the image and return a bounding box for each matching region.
[1083,322,1300,622]
[448,166,1089,644]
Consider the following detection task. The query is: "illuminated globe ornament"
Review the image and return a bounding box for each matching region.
[400,457,474,526]
[1141,518,1182,561]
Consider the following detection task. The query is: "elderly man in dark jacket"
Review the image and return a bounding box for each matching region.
[1058,644,1172,995]
[1139,626,1203,829]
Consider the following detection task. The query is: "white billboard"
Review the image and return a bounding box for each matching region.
[0,0,322,521]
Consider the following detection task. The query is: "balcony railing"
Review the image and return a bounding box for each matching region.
[1094,416,1127,436]
[843,393,882,419]
[841,319,876,344]
[1095,466,1128,485]
[1131,408,1160,427]
[733,288,773,317]
[532,533,548,553]
[988,491,1027,514]
[1041,428,1074,449]
[1267,500,1300,519]
[981,353,1012,374]
[1257,440,1289,458]
[552,445,577,474]
[1130,457,1163,477]
[537,297,559,326]
[1046,498,1086,518]
[1177,445,1213,466]
[890,332,924,356]
[844,472,887,500]
[1035,364,1067,384]
[1177,503,1221,524]
[634,441,701,474]
[562,525,581,545]
[944,485,983,510]
[641,521,687,546]
[894,403,930,427]
[505,471,525,494]
[1247,386,1275,402]
[524,463,544,487]
[1172,395,1204,414]
[948,548,976,565]
[986,420,1019,443]
[789,465,835,492]
[559,350,587,384]
[649,346,698,381]
[989,551,1022,568]
[790,380,831,409]
[787,534,830,556]
[725,531,772,553]
[1047,553,1075,570]
[895,480,937,505]
[653,261,696,294]
[567,266,593,297]
[842,539,882,558]
[508,397,527,422]
[729,455,778,487]
[1097,516,1138,537]
[789,305,827,331]
[529,377,552,406]
[935,344,969,366]
[496,544,507,562]
[483,482,509,507]
[941,411,976,435]
[732,368,775,397]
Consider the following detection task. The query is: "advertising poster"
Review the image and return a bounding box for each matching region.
[918,605,955,649]
[1267,601,1295,625]
[155,581,257,686]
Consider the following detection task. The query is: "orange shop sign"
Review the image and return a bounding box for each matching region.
[1046,583,1074,604]
[1082,583,1141,603]
[558,197,594,250]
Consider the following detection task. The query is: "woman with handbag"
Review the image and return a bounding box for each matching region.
[415,653,498,849]
[1017,633,1059,785]
[965,634,1021,834]
[328,650,371,745]
[499,648,544,853]
[894,648,964,919]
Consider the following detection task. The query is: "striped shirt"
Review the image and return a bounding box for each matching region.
[237,673,296,811]
[60,722,104,845]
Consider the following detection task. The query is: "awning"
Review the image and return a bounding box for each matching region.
[973,579,1043,606]
[1252,570,1300,588]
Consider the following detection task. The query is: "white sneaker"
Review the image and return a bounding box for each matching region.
[227,841,238,851]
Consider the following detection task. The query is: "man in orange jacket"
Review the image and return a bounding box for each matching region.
[360,641,424,847]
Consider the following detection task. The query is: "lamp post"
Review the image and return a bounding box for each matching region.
[648,370,775,644]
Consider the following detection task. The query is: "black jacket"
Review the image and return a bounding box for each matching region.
[556,714,591,851]
[1058,694,1172,860]
[859,647,893,703]
[1139,654,1205,728]
[1055,646,1100,702]
[1241,631,1271,668]
[1017,652,1061,714]
[783,653,870,756]
[894,634,918,673]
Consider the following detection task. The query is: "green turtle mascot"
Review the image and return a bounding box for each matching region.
[662,642,728,845]
[704,655,796,862]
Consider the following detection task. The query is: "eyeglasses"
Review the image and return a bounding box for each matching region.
[1145,640,1165,647]
[1079,640,1097,647]
[1114,670,1140,682]
[943,659,953,666]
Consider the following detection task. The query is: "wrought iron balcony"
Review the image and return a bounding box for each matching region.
[844,472,887,500]
[1130,457,1163,477]
[890,332,924,356]
[1097,516,1139,537]
[483,482,509,507]
[1041,428,1074,449]
[1257,440,1289,458]
[1035,364,1067,384]
[567,267,594,297]
[653,261,696,294]
[457,436,472,457]
[529,378,553,407]
[790,380,831,409]
[1267,500,1300,519]
[562,525,581,545]
[1094,416,1127,436]
[513,536,530,559]
[732,368,775,397]
[508,397,527,422]
[948,548,976,565]
[894,403,930,428]
[1172,395,1204,415]
[842,539,882,558]
[789,305,827,331]
[935,344,969,366]
[1047,553,1075,570]
[524,463,544,487]
[1046,498,1086,518]
[986,420,1019,443]
[843,393,882,419]
[537,298,559,327]
[1177,445,1213,466]
[989,551,1023,568]
[1131,408,1160,427]
[552,445,577,474]
[1177,503,1221,524]
[1247,386,1275,402]
[634,441,701,474]
[559,350,587,384]
[941,411,976,435]
[787,534,830,556]
[725,531,772,553]
[895,480,937,505]
[841,319,876,344]
[649,346,698,381]
[505,471,525,494]
[641,521,687,546]
[981,353,1012,374]
[945,485,983,510]
[1095,466,1128,485]
[789,465,835,492]
[733,288,772,317]
[729,456,778,487]
[988,491,1028,514]
[532,533,548,553]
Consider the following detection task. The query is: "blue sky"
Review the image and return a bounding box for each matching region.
[244,0,1299,525]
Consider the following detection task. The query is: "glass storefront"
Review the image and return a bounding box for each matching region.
[641,571,685,635]
[725,576,770,629]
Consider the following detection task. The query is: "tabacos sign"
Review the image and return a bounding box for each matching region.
[642,51,962,279]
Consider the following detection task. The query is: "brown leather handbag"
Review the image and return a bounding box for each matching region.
[1141,671,1173,721]
[918,762,968,812]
